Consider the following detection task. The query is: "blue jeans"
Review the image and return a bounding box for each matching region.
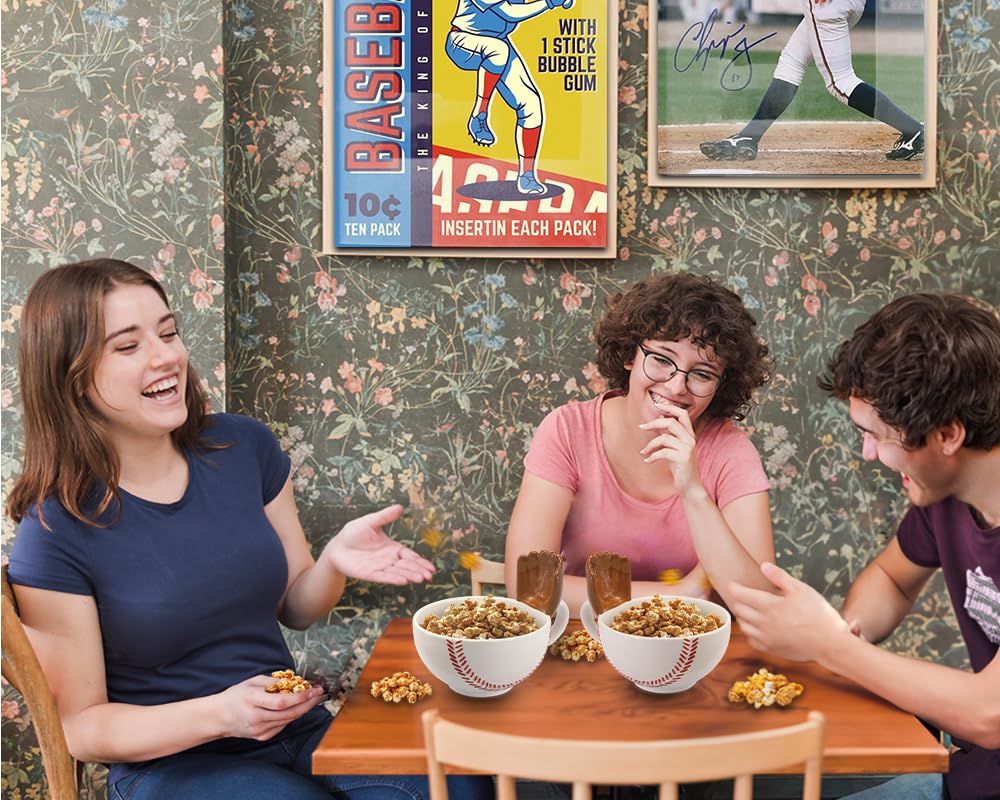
[110,716,495,800]
[837,773,943,799]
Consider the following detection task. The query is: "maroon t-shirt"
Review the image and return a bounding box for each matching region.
[897,497,1000,800]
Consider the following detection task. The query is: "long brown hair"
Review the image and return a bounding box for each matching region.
[6,259,213,528]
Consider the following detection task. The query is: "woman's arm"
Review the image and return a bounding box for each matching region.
[504,472,581,608]
[268,477,434,630]
[639,402,776,603]
[13,585,325,763]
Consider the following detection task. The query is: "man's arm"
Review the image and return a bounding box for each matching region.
[819,622,1000,749]
[841,537,936,643]
[730,561,1000,749]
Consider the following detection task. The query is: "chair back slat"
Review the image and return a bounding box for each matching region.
[423,708,825,800]
[469,555,505,595]
[1,565,80,800]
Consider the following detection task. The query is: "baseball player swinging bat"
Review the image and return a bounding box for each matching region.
[700,0,925,162]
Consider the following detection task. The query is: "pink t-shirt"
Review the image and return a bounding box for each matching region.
[524,392,769,580]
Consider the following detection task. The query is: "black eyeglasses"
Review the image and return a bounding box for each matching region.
[638,345,723,397]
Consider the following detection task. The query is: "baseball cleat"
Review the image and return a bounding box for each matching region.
[517,171,546,195]
[886,129,924,161]
[467,112,496,146]
[699,135,758,161]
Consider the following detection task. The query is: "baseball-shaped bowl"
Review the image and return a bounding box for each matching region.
[413,595,566,698]
[581,595,731,694]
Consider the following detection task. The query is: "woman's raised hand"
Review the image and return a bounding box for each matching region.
[215,675,326,741]
[638,401,702,494]
[322,504,435,585]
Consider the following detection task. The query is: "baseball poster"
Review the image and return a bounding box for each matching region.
[647,0,936,187]
[323,0,616,255]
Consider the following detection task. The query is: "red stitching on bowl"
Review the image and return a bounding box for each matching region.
[607,637,699,688]
[445,639,544,692]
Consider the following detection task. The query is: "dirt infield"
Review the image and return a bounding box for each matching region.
[658,121,927,178]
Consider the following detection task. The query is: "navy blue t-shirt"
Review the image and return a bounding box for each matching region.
[8,413,329,784]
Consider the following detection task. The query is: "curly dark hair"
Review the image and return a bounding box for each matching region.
[818,293,1000,450]
[593,273,772,421]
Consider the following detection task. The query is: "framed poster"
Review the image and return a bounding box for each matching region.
[647,0,936,187]
[323,0,617,257]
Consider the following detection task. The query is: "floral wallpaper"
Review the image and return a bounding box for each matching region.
[3,0,999,796]
[1,0,225,795]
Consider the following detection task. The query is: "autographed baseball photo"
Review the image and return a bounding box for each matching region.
[648,0,936,187]
[323,0,616,255]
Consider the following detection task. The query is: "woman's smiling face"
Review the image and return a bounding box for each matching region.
[626,336,724,425]
[87,283,189,444]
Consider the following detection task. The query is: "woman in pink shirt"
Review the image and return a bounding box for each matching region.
[505,273,777,616]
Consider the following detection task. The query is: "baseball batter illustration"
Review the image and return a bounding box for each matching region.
[700,0,924,162]
[446,0,575,195]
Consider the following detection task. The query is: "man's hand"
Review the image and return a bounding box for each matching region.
[728,562,851,662]
[322,504,435,585]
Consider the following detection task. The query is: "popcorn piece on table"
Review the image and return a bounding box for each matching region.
[728,667,803,709]
[549,629,604,662]
[370,671,434,704]
[266,669,312,694]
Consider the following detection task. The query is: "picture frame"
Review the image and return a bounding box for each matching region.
[647,0,937,188]
[323,0,618,257]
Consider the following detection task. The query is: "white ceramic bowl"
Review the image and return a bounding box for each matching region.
[581,595,731,694]
[413,595,568,698]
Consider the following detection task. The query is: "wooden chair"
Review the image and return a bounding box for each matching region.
[469,554,506,595]
[2,565,80,799]
[423,708,825,800]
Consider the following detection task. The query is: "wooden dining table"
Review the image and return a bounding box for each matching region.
[312,618,949,776]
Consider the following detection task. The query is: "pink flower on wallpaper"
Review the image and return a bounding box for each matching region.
[692,228,706,244]
[339,362,363,394]
[951,227,961,240]
[933,230,946,245]
[618,85,636,105]
[315,270,333,289]
[2,700,20,719]
[897,238,911,250]
[522,265,537,285]
[563,293,582,312]
[559,272,578,291]
[711,226,722,240]
[764,266,779,287]
[619,246,630,260]
[193,290,214,310]
[193,85,210,104]
[581,362,607,395]
[373,387,394,406]
[367,358,385,372]
[859,247,871,262]
[317,290,339,311]
[160,243,176,262]
[189,267,209,289]
[772,250,789,267]
[801,273,827,293]
[73,220,86,236]
[803,294,821,316]
[321,398,337,417]
[284,246,302,263]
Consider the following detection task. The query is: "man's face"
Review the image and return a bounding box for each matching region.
[848,397,956,507]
